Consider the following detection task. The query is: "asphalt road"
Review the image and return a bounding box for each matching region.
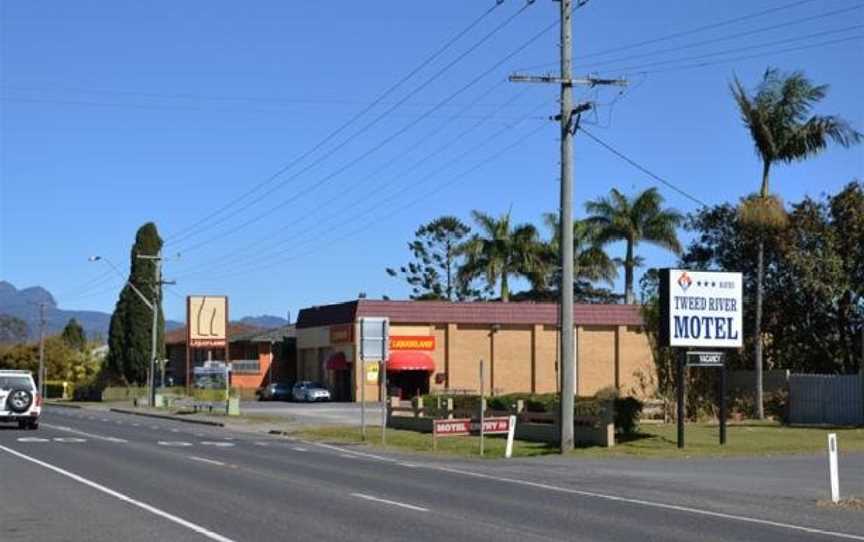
[241,400,383,425]
[0,406,862,542]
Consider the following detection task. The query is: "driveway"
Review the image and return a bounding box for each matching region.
[241,400,383,426]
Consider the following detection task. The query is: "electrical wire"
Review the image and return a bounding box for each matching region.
[577,126,709,208]
[170,3,563,256]
[165,1,514,246]
[173,95,553,279]
[183,122,550,283]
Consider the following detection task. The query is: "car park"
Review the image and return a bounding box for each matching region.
[256,382,293,401]
[291,381,331,403]
[0,370,41,430]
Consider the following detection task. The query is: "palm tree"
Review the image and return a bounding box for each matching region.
[585,187,683,304]
[457,210,544,302]
[731,67,861,419]
[540,213,618,292]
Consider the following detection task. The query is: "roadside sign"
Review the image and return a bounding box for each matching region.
[365,362,379,383]
[432,416,516,458]
[686,351,725,367]
[360,317,389,361]
[659,269,743,349]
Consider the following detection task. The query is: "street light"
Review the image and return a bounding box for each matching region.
[90,255,158,406]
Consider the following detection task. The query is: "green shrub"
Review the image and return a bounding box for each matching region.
[614,396,643,435]
[44,380,73,400]
[73,382,104,402]
[730,389,788,421]
[101,386,146,402]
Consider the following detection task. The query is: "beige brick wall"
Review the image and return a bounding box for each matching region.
[617,326,656,398]
[429,325,447,392]
[579,326,616,396]
[450,325,491,393]
[491,326,532,395]
[534,325,559,394]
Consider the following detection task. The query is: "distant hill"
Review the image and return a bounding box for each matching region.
[0,281,285,343]
[238,315,290,328]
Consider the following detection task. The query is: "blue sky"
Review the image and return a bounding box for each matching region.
[1,0,862,323]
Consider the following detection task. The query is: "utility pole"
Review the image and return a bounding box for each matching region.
[510,0,626,452]
[135,251,175,407]
[37,303,46,398]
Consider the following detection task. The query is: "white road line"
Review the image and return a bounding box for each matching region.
[291,447,308,452]
[42,424,128,443]
[53,437,87,443]
[432,466,864,541]
[313,442,864,541]
[158,441,193,447]
[189,456,226,467]
[132,423,141,427]
[340,454,355,459]
[0,444,235,542]
[200,441,234,447]
[350,493,428,512]
[17,437,50,443]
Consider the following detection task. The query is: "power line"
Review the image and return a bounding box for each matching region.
[183,122,550,283]
[577,126,709,208]
[568,3,863,72]
[517,0,822,73]
[172,83,536,277]
[174,96,553,279]
[586,24,863,75]
[165,1,514,246]
[171,3,560,256]
[603,34,864,77]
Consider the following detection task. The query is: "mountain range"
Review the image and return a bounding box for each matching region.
[0,281,289,342]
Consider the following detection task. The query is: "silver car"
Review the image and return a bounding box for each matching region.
[291,381,331,402]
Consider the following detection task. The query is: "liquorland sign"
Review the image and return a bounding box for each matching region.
[659,269,743,349]
[187,295,228,348]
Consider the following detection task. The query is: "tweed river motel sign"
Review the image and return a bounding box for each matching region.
[659,269,743,448]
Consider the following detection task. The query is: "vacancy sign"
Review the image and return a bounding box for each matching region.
[659,269,743,349]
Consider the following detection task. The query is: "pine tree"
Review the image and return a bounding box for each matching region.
[61,318,87,351]
[106,223,165,384]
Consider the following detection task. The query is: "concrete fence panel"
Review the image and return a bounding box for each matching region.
[788,374,863,426]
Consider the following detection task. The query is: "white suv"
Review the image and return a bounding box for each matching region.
[0,370,41,430]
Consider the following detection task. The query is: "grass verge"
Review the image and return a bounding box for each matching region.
[298,422,864,459]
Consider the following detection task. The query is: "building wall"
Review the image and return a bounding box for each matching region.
[296,319,655,402]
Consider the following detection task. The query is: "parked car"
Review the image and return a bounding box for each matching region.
[291,381,331,403]
[256,383,293,401]
[0,370,41,430]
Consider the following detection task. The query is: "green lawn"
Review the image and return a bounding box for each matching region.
[298,422,864,460]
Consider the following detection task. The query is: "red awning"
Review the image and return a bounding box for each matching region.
[325,352,349,371]
[387,351,435,372]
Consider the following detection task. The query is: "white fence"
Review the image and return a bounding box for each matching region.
[788,374,864,426]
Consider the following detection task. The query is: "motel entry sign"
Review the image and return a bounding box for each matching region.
[659,269,743,349]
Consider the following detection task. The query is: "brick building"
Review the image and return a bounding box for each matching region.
[295,300,654,402]
[165,324,296,392]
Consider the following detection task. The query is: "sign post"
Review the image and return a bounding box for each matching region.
[660,270,742,449]
[828,433,840,503]
[359,317,389,445]
[479,359,485,457]
[186,295,228,396]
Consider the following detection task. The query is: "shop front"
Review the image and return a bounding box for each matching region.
[295,299,655,403]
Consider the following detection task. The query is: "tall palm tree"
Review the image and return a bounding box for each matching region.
[457,210,544,302]
[731,67,861,419]
[585,187,683,304]
[540,213,618,292]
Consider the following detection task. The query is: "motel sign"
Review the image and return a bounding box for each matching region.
[659,269,743,349]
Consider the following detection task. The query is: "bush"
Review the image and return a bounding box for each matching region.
[730,389,788,421]
[614,397,643,435]
[73,382,104,402]
[44,380,73,400]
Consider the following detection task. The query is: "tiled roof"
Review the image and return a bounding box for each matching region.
[164,323,265,346]
[296,300,643,328]
[230,325,296,343]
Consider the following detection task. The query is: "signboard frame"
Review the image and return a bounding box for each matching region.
[358,316,390,443]
[432,416,517,458]
[186,295,230,394]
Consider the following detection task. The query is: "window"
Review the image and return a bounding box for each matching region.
[231,360,260,374]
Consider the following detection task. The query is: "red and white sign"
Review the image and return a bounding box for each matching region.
[390,336,436,351]
[433,416,512,437]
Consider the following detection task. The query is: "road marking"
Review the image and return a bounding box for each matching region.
[100,418,109,422]
[158,441,193,447]
[43,424,128,443]
[132,423,141,427]
[53,437,86,443]
[315,442,864,541]
[150,426,160,430]
[17,437,50,443]
[189,456,226,467]
[291,447,308,452]
[200,441,234,447]
[340,454,355,459]
[350,493,428,512]
[0,444,236,542]
[253,442,270,447]
[431,465,864,541]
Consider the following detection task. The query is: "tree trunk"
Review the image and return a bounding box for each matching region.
[754,240,765,420]
[754,160,770,420]
[624,239,635,304]
[501,270,510,303]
